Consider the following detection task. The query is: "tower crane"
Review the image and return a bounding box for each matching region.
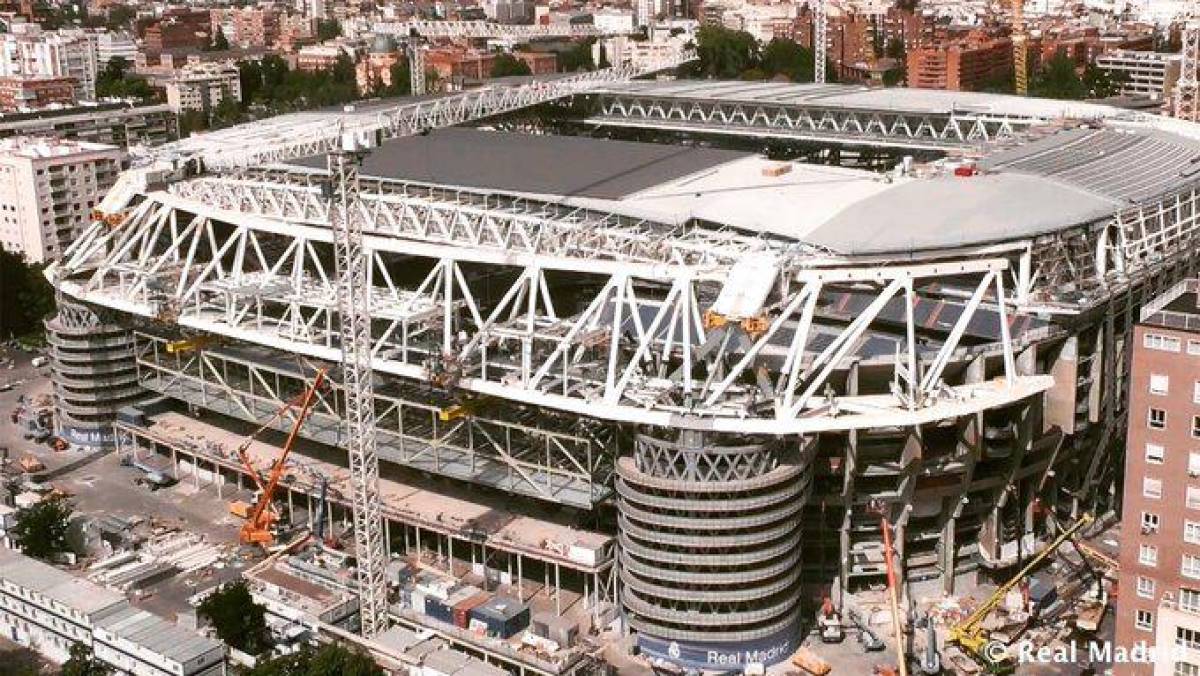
[408,42,427,97]
[237,369,328,546]
[814,0,827,84]
[1177,15,1199,122]
[328,134,389,638]
[1012,0,1028,96]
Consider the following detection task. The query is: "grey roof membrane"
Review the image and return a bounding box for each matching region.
[292,127,748,200]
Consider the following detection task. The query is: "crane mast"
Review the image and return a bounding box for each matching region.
[1012,0,1028,96]
[814,0,827,84]
[408,43,427,97]
[1178,18,1199,122]
[329,135,389,638]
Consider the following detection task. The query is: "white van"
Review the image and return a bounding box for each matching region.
[30,357,48,368]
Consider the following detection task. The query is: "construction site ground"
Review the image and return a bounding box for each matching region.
[0,345,260,621]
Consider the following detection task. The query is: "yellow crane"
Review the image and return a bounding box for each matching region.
[948,513,1094,673]
[1012,0,1028,95]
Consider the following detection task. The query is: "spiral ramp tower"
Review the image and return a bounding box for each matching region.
[618,430,813,668]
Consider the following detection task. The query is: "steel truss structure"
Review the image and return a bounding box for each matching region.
[55,183,1049,438]
[1178,19,1199,122]
[153,56,691,173]
[588,92,1047,149]
[373,20,628,40]
[131,333,613,506]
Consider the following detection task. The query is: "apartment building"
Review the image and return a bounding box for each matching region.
[164,62,242,114]
[0,75,75,111]
[0,24,99,101]
[906,34,1013,91]
[0,549,226,675]
[0,102,177,148]
[96,31,138,67]
[1116,279,1200,676]
[1096,50,1183,102]
[142,10,213,55]
[295,43,357,72]
[0,136,123,263]
[210,7,282,49]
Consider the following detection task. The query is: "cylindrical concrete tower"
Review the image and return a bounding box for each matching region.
[617,429,810,671]
[45,301,145,448]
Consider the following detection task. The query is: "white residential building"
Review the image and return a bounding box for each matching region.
[0,136,124,263]
[0,549,226,675]
[164,62,242,114]
[96,32,139,68]
[592,8,636,34]
[0,24,100,101]
[1095,50,1183,102]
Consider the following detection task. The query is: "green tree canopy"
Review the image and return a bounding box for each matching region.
[0,646,44,676]
[0,247,55,341]
[491,53,532,78]
[198,581,271,655]
[694,25,759,78]
[759,38,814,82]
[12,497,73,561]
[558,39,596,72]
[317,19,341,42]
[210,26,230,51]
[61,642,113,676]
[248,643,383,676]
[1030,52,1087,100]
[96,56,158,101]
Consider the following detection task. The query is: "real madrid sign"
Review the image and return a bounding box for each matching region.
[638,626,797,672]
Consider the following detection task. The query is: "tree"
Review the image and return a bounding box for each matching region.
[198,581,271,655]
[1030,52,1087,100]
[0,247,55,342]
[491,53,532,78]
[105,5,136,31]
[210,96,243,128]
[96,56,157,101]
[693,24,759,79]
[248,643,383,676]
[385,58,412,96]
[558,38,595,73]
[210,26,230,52]
[759,38,814,82]
[61,643,112,676]
[317,19,341,42]
[0,646,44,676]
[1083,63,1125,98]
[178,109,208,137]
[11,497,73,561]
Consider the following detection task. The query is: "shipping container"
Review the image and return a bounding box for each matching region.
[531,612,577,648]
[453,592,491,629]
[469,595,530,638]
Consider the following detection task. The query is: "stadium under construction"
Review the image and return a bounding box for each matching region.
[45,75,1200,672]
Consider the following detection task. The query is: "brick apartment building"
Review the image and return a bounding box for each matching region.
[142,9,212,54]
[211,7,282,50]
[906,33,1013,91]
[792,6,921,82]
[1115,279,1200,676]
[0,76,74,111]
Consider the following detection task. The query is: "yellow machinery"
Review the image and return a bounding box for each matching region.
[166,335,218,354]
[948,513,1094,673]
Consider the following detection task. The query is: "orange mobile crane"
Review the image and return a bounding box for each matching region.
[233,368,327,546]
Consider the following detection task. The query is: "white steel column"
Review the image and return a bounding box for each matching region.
[330,138,389,637]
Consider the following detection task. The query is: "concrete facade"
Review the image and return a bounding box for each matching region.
[164,62,242,115]
[0,136,122,263]
[1096,50,1183,102]
[0,102,177,148]
[1116,280,1200,676]
[0,25,99,101]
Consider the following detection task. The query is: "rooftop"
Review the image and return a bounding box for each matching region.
[0,136,121,159]
[1141,279,1200,333]
[0,548,127,618]
[96,606,225,665]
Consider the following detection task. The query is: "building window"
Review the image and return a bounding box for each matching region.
[1174,662,1200,676]
[1195,381,1200,404]
[1138,576,1157,598]
[1146,333,1182,352]
[1191,487,1200,510]
[1152,373,1170,395]
[1145,478,1163,499]
[1183,588,1200,614]
[1187,555,1200,580]
[1137,609,1154,631]
[1180,628,1200,651]
[1148,444,1167,464]
[1141,544,1160,566]
[1144,512,1161,533]
[1151,408,1167,430]
[1190,340,1200,356]
[1194,416,1200,439]
[1189,522,1200,545]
